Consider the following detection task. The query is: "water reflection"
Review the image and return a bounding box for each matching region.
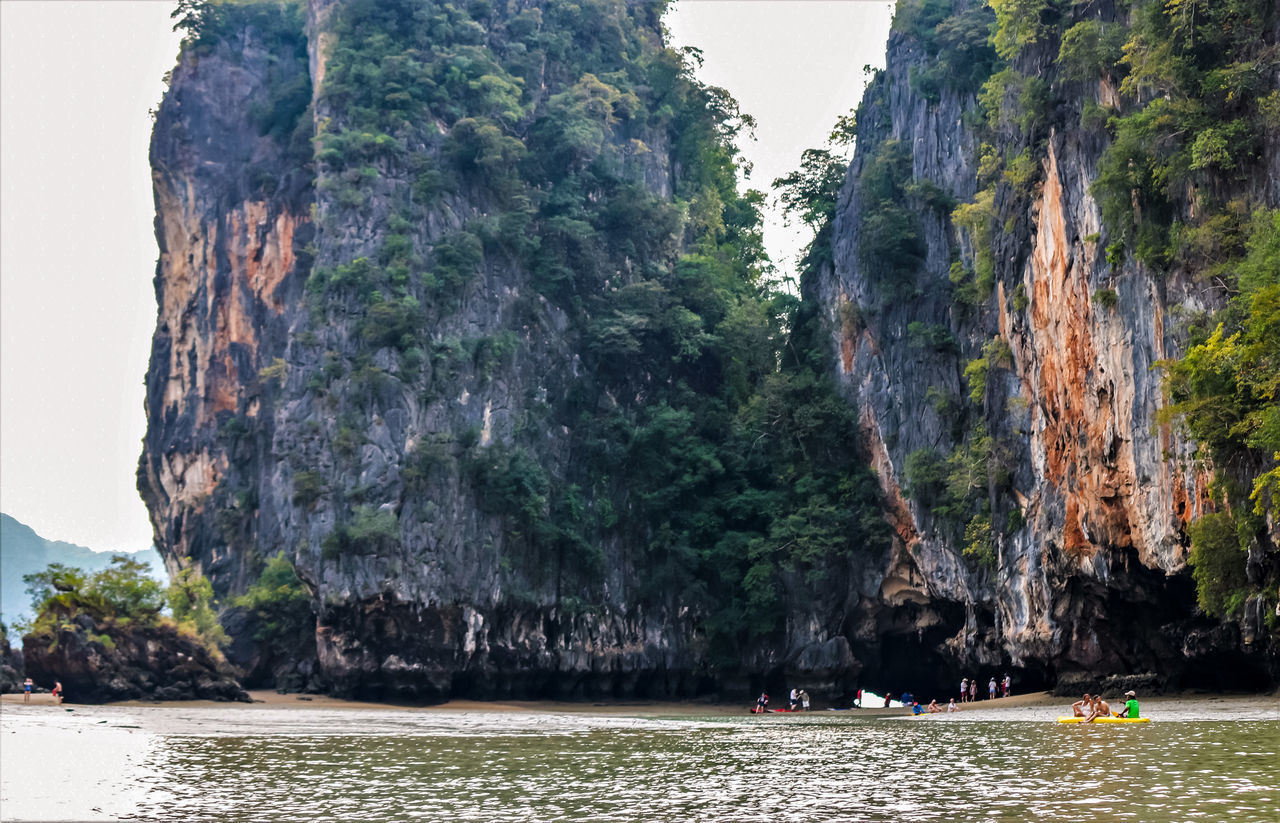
[3,703,1276,822]
[125,712,1280,822]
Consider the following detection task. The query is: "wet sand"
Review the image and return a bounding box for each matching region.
[1,688,1057,716]
[6,688,1273,717]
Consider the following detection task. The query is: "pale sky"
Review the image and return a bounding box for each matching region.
[1,1,183,553]
[0,0,892,554]
[666,0,894,276]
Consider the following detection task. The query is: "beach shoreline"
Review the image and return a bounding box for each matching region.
[5,687,1274,717]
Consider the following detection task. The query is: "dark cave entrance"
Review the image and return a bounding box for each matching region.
[858,599,970,702]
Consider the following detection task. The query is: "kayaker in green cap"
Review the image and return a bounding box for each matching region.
[1113,690,1140,718]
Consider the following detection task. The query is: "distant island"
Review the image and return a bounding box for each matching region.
[0,513,165,631]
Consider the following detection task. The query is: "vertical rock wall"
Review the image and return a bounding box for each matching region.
[142,0,773,701]
[815,4,1275,688]
[141,0,1276,699]
[140,19,314,599]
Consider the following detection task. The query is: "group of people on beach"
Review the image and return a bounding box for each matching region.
[899,673,1010,714]
[752,672,1016,715]
[750,688,813,713]
[21,678,62,704]
[957,673,1011,703]
[1071,690,1140,721]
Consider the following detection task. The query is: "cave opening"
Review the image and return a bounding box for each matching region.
[857,599,970,702]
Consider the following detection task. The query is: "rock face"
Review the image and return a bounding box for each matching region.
[139,7,315,600]
[22,613,248,704]
[140,0,1276,700]
[140,0,821,701]
[810,2,1278,690]
[0,630,22,694]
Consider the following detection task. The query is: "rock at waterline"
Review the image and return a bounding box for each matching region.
[22,614,249,704]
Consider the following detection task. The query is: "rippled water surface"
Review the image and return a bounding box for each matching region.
[3,699,1277,822]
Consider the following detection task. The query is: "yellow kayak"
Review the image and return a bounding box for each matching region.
[1057,716,1150,723]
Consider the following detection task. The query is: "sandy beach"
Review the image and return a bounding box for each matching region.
[5,687,1274,717]
[0,688,1056,716]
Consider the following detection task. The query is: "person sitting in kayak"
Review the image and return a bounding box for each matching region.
[1112,690,1139,718]
[1071,693,1092,717]
[1083,695,1111,722]
[754,691,769,714]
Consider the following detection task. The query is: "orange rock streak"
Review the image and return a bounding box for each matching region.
[1028,142,1132,558]
[153,175,307,507]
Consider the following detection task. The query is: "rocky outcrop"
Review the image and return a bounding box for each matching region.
[140,0,1276,702]
[141,0,844,702]
[811,2,1278,690]
[139,10,314,597]
[0,629,22,694]
[22,613,248,704]
[220,605,325,693]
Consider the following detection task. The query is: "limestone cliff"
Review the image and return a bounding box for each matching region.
[811,0,1278,690]
[142,0,875,701]
[140,2,314,600]
[22,610,249,704]
[141,0,1278,701]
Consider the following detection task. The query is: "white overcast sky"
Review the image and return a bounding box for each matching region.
[0,0,893,554]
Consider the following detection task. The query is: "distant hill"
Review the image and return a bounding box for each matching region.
[0,513,166,630]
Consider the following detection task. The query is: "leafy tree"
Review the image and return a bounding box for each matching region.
[1056,20,1125,84]
[233,553,315,654]
[22,557,167,640]
[774,149,849,233]
[169,566,229,647]
[1185,513,1249,618]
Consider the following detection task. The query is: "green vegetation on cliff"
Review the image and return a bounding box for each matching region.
[21,556,227,655]
[1163,210,1280,620]
[232,552,314,657]
[1081,0,1279,621]
[169,0,891,660]
[882,0,1279,618]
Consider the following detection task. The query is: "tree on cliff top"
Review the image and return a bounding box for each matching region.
[21,556,229,654]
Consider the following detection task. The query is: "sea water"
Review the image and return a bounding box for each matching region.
[2,698,1277,822]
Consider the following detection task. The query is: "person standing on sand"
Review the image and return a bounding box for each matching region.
[800,690,811,711]
[960,677,968,703]
[23,678,33,703]
[1071,693,1092,717]
[1113,690,1140,718]
[1002,673,1011,697]
[789,688,799,711]
[51,682,63,704]
[969,678,977,703]
[988,677,997,700]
